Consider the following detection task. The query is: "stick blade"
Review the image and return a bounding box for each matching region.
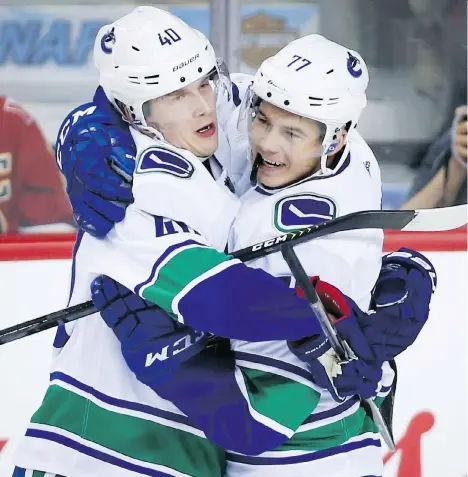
[403,205,467,232]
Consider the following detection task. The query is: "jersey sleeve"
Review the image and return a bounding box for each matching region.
[91,212,322,342]
[7,100,73,227]
[143,339,321,455]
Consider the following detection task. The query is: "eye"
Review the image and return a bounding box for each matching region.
[256,116,267,125]
[200,80,210,89]
[173,92,186,101]
[285,128,301,139]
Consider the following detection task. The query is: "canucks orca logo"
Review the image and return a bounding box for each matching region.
[136,146,194,178]
[101,27,116,55]
[274,193,337,232]
[347,52,362,78]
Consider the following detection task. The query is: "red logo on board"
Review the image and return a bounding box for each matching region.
[384,411,435,477]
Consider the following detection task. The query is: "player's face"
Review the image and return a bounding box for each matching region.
[145,76,218,157]
[250,102,325,188]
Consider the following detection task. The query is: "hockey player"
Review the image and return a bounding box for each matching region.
[13,8,436,477]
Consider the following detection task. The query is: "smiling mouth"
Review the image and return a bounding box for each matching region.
[259,154,285,168]
[196,123,214,133]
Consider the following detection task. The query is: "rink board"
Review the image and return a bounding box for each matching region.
[0,231,466,477]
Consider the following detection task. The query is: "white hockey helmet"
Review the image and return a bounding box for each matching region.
[94,6,230,135]
[251,34,369,175]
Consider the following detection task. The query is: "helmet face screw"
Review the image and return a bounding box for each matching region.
[284,100,290,106]
[180,77,186,83]
[267,92,272,98]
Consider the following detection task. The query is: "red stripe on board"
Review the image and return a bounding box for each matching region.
[0,233,76,244]
[0,228,466,261]
[0,240,75,261]
[384,227,467,252]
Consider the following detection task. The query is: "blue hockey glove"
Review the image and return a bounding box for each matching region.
[289,277,382,402]
[360,247,437,362]
[57,87,136,237]
[91,275,210,385]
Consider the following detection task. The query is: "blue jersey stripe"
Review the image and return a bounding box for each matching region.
[379,384,392,394]
[25,428,174,477]
[226,436,381,465]
[231,82,242,107]
[302,396,359,425]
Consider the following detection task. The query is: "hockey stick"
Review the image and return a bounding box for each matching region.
[0,204,465,345]
[281,244,396,451]
[234,203,467,261]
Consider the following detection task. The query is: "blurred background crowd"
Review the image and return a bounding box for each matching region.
[0,0,466,235]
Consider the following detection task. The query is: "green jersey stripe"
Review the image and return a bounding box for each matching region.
[27,423,197,477]
[141,246,234,316]
[237,367,321,434]
[279,403,379,451]
[30,385,224,477]
[51,378,203,437]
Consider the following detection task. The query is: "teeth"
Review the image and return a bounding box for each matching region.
[198,125,211,133]
[263,158,282,167]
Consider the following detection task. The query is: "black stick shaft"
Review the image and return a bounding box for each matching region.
[0,301,96,345]
[281,245,347,358]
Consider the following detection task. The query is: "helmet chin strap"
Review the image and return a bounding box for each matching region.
[250,153,263,185]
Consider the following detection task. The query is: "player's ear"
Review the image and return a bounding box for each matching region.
[328,129,348,157]
[114,99,134,123]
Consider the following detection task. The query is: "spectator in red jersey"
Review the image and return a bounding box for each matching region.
[0,97,74,234]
